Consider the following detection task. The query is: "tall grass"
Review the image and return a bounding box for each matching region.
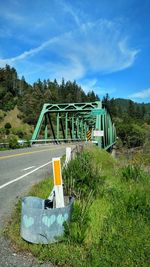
[4,145,150,267]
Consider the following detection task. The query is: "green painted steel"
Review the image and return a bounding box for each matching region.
[31,101,116,149]
[91,109,106,116]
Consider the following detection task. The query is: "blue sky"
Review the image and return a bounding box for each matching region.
[0,0,150,103]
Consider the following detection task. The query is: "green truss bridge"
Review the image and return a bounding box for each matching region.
[31,101,116,150]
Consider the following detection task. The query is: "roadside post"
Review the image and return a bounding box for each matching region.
[52,157,64,208]
[65,147,72,166]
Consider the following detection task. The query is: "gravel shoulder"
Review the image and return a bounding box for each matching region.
[0,236,54,267]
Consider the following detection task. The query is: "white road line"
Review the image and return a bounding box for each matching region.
[0,161,52,190]
[22,166,35,171]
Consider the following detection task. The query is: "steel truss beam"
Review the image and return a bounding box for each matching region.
[31,101,116,149]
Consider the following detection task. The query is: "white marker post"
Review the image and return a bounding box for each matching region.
[52,157,64,208]
[65,147,72,166]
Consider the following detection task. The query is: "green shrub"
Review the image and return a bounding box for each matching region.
[5,128,10,135]
[4,122,12,135]
[4,122,12,129]
[62,148,105,245]
[117,122,145,148]
[16,129,24,138]
[8,135,19,149]
[63,150,104,198]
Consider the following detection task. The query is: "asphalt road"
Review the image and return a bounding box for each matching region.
[0,144,70,231]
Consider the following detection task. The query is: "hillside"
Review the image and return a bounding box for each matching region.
[0,65,150,150]
[0,65,99,143]
[0,107,33,143]
[113,98,150,113]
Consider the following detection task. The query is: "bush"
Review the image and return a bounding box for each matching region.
[117,122,145,148]
[16,129,24,138]
[62,148,105,244]
[63,150,104,198]
[8,135,19,149]
[5,129,10,135]
[4,122,12,129]
[62,148,104,244]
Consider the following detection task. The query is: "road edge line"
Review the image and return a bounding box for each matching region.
[0,161,52,190]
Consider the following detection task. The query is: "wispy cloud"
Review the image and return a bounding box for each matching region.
[47,55,86,82]
[79,78,116,98]
[129,88,150,99]
[78,78,98,93]
[60,0,81,26]
[0,11,139,83]
[0,1,24,23]
[0,36,59,65]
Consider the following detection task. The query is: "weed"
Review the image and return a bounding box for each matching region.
[64,191,93,244]
[122,164,143,181]
[63,149,105,198]
[126,189,150,221]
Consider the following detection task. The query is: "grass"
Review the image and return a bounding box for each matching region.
[0,106,33,142]
[4,145,150,266]
[0,106,30,129]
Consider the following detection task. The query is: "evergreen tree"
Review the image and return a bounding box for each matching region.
[128,100,135,118]
[135,105,142,120]
[102,93,111,112]
[141,104,146,118]
[87,91,97,102]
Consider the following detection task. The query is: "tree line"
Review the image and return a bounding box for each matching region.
[0,65,99,125]
[0,65,150,149]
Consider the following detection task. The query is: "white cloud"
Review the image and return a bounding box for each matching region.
[0,18,139,83]
[53,19,139,76]
[47,55,86,82]
[129,88,150,99]
[0,36,59,65]
[78,79,98,93]
[60,0,81,27]
[79,78,116,98]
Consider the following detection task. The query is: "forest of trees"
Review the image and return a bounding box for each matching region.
[0,65,150,149]
[0,65,99,125]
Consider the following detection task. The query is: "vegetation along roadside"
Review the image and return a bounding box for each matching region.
[4,145,150,267]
